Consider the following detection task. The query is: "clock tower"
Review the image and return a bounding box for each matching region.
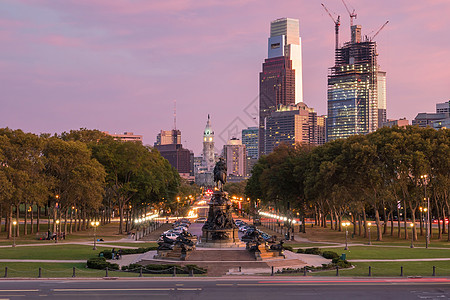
[202,114,215,172]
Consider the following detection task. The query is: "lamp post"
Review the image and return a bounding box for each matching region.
[367,222,372,245]
[91,221,100,250]
[176,197,180,220]
[410,223,414,248]
[55,220,60,243]
[421,174,430,248]
[12,221,17,247]
[343,222,350,250]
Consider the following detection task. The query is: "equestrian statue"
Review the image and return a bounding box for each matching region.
[213,157,227,191]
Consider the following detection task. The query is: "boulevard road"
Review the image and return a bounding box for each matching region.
[0,277,449,299]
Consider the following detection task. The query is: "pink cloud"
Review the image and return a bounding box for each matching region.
[41,35,83,47]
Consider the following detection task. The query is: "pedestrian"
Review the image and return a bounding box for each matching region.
[118,249,122,260]
[111,248,116,260]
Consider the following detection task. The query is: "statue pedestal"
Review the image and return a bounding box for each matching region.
[199,191,243,248]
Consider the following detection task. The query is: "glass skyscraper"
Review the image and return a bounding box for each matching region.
[259,18,303,157]
[327,25,386,141]
[242,127,258,159]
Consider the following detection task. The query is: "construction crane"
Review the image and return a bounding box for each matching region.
[370,21,389,41]
[341,0,357,27]
[321,3,341,49]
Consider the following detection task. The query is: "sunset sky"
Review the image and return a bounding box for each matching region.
[1,0,449,154]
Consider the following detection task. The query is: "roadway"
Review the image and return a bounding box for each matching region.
[0,278,449,299]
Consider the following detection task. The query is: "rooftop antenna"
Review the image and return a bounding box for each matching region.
[173,99,177,130]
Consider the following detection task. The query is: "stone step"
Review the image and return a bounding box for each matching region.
[186,250,255,262]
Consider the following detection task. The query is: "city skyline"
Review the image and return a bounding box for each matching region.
[1,0,449,155]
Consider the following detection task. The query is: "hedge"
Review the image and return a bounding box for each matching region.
[100,246,158,259]
[87,257,119,270]
[322,251,339,259]
[122,263,207,274]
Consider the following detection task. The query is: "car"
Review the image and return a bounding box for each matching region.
[239,225,250,232]
[173,226,188,231]
[195,217,207,223]
[160,232,179,240]
[253,219,261,226]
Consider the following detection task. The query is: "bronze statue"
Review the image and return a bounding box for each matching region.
[213,157,227,191]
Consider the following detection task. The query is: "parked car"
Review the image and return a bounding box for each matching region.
[253,219,261,226]
[195,217,207,223]
[160,232,179,240]
[239,225,250,232]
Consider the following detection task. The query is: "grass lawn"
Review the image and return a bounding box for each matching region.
[320,246,450,260]
[0,244,111,260]
[102,242,158,248]
[288,243,337,248]
[309,261,450,277]
[283,225,450,247]
[0,262,193,278]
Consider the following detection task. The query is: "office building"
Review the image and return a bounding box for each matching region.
[154,129,194,180]
[327,25,387,141]
[154,130,181,146]
[154,144,193,178]
[264,103,321,155]
[316,115,327,145]
[377,71,387,128]
[223,138,247,181]
[436,100,450,114]
[104,132,143,143]
[259,18,303,157]
[413,101,450,129]
[383,118,409,128]
[242,127,258,159]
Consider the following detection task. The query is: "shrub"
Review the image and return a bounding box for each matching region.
[334,259,352,268]
[296,248,305,253]
[87,257,119,270]
[283,245,293,252]
[304,248,322,255]
[122,263,207,274]
[99,246,158,259]
[322,251,339,260]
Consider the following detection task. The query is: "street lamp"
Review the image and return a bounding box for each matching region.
[55,220,60,243]
[91,221,100,250]
[410,223,414,248]
[343,222,351,250]
[176,197,180,220]
[12,221,17,247]
[367,222,372,245]
[421,174,430,248]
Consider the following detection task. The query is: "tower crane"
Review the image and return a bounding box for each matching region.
[321,3,341,49]
[369,21,389,41]
[341,0,357,27]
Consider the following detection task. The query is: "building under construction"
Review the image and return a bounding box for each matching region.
[326,24,387,141]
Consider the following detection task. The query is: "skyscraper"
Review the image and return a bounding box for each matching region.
[327,25,387,141]
[264,103,322,155]
[154,130,181,146]
[259,18,303,157]
[242,127,258,159]
[154,130,194,180]
[223,138,247,181]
